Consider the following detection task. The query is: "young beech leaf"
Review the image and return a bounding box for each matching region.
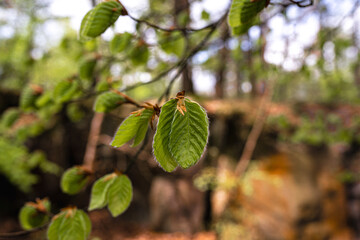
[110,33,133,54]
[129,42,150,66]
[20,86,41,111]
[107,174,132,217]
[47,208,91,240]
[53,81,80,103]
[80,0,126,40]
[158,31,185,58]
[229,0,268,35]
[93,91,125,113]
[169,98,209,168]
[153,99,178,172]
[19,198,51,230]
[79,57,97,81]
[0,108,20,128]
[60,167,90,195]
[111,108,154,148]
[88,173,117,211]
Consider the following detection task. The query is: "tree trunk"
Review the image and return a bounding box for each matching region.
[215,24,230,98]
[174,0,194,94]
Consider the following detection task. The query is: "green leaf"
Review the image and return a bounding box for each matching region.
[153,99,178,172]
[169,98,209,168]
[19,205,49,230]
[229,0,267,35]
[110,33,133,54]
[201,10,210,21]
[93,91,125,113]
[158,31,185,57]
[111,108,154,148]
[107,174,132,217]
[129,42,149,66]
[89,173,117,211]
[60,167,89,195]
[53,81,80,103]
[79,57,97,81]
[0,108,20,128]
[80,0,126,40]
[20,86,40,111]
[35,91,53,108]
[47,212,66,240]
[48,208,91,240]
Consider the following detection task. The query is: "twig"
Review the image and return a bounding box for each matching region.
[0,225,47,239]
[83,112,104,171]
[234,80,275,176]
[128,13,226,33]
[157,12,228,103]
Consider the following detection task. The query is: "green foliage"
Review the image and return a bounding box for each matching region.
[60,166,90,195]
[0,137,60,192]
[53,80,80,103]
[153,98,209,171]
[80,0,126,40]
[93,91,125,113]
[19,198,51,230]
[153,99,179,172]
[0,108,20,129]
[89,173,132,217]
[20,86,41,111]
[111,108,154,147]
[47,208,91,240]
[110,33,133,54]
[79,57,97,81]
[129,41,150,66]
[229,0,268,35]
[158,31,185,57]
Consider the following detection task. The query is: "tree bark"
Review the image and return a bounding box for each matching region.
[174,0,194,94]
[215,24,230,98]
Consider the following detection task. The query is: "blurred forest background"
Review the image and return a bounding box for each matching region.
[1,0,360,239]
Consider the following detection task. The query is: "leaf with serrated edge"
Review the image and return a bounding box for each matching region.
[93,92,125,113]
[107,175,132,217]
[169,98,209,168]
[47,212,66,240]
[229,0,267,34]
[58,209,91,240]
[111,109,154,148]
[60,167,89,195]
[153,99,178,172]
[89,173,117,211]
[80,1,123,40]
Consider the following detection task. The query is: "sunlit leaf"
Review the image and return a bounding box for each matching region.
[107,174,132,217]
[169,98,209,168]
[93,91,125,113]
[111,108,154,148]
[47,208,91,240]
[60,167,90,195]
[153,99,178,172]
[229,0,267,35]
[88,173,117,211]
[80,0,126,40]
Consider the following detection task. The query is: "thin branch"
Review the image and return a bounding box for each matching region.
[83,112,104,171]
[0,225,47,239]
[128,13,226,33]
[158,12,228,103]
[289,0,313,8]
